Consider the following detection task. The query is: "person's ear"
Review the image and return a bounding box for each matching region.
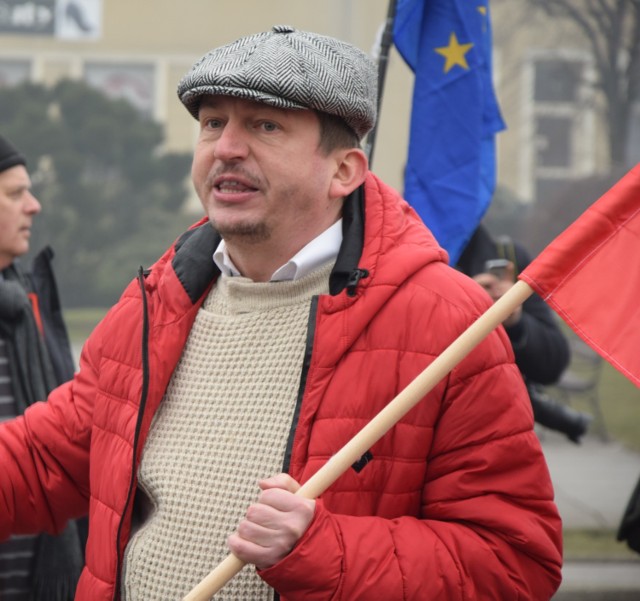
[328,148,368,199]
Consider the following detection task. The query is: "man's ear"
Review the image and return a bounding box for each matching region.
[329,148,368,199]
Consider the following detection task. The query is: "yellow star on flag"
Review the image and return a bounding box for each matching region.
[435,32,474,74]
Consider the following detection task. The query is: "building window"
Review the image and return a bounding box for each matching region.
[0,59,30,87]
[529,54,593,199]
[534,59,583,103]
[83,62,154,117]
[535,115,572,168]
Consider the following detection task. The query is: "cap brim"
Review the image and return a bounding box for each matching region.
[180,85,308,119]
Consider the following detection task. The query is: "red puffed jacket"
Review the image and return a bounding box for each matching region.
[0,173,562,600]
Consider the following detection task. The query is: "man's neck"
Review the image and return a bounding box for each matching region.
[0,257,14,272]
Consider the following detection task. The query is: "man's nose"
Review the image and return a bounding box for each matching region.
[213,121,249,161]
[24,191,42,215]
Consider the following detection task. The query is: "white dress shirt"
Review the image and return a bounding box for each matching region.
[213,219,343,282]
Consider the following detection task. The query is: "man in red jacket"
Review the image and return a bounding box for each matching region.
[0,27,562,600]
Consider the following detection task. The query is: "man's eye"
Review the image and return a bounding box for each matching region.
[205,118,222,129]
[261,122,278,132]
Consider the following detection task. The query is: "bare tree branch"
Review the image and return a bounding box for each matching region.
[625,2,640,101]
[587,0,612,33]
[524,0,640,166]
[594,0,615,25]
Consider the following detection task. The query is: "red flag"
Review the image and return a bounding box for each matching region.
[519,164,640,387]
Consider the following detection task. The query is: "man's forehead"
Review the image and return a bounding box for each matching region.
[0,165,30,189]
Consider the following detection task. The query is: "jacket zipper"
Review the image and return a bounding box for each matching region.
[112,268,151,601]
[281,295,319,477]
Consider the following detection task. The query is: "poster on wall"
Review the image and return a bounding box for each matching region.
[0,0,102,39]
[84,63,155,116]
[55,0,101,40]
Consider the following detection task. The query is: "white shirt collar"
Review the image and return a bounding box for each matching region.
[213,219,343,282]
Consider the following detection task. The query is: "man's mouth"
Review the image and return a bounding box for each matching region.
[216,179,256,194]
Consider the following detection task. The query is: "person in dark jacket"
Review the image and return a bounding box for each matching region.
[0,134,83,600]
[458,223,592,442]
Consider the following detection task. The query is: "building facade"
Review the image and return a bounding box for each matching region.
[1,0,635,209]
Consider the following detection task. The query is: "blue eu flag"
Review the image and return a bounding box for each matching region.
[393,0,505,264]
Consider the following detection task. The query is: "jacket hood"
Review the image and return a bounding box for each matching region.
[358,172,448,285]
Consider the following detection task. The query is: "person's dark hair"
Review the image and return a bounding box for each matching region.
[317,112,360,153]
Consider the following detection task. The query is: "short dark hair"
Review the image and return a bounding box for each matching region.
[316,112,360,154]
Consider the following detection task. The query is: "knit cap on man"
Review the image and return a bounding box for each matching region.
[0,135,26,174]
[177,25,378,140]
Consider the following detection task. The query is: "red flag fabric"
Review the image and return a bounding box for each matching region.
[519,164,640,388]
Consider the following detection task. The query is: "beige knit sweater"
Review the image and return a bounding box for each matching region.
[122,262,332,600]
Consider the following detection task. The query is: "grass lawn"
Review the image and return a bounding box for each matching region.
[64,307,109,343]
[543,321,640,452]
[563,529,640,561]
[597,363,640,452]
[554,356,640,453]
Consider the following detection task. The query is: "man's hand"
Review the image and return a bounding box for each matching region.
[228,473,315,570]
[473,261,522,327]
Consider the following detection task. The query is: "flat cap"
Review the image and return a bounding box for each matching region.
[177,25,378,140]
[0,135,26,174]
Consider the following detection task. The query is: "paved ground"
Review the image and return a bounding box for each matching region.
[539,429,640,598]
[555,562,640,599]
[541,430,639,530]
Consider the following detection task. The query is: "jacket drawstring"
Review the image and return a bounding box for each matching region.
[346,268,369,297]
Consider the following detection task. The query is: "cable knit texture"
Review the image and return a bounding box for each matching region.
[122,263,332,600]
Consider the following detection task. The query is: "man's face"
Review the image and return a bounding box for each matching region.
[191,96,346,256]
[0,165,41,270]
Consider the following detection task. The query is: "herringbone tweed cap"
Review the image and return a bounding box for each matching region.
[177,25,378,140]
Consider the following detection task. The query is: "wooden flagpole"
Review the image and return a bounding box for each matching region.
[183,280,535,600]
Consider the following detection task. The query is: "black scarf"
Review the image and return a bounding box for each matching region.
[0,263,84,601]
[0,264,57,411]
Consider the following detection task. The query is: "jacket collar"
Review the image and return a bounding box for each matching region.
[171,222,221,304]
[330,184,365,295]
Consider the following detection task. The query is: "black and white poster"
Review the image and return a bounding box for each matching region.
[0,0,101,39]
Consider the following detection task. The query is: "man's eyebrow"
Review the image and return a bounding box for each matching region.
[6,183,29,194]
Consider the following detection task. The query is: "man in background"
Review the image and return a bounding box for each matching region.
[0,134,83,600]
[458,223,591,442]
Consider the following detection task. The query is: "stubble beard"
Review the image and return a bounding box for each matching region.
[214,220,270,245]
[203,163,272,245]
